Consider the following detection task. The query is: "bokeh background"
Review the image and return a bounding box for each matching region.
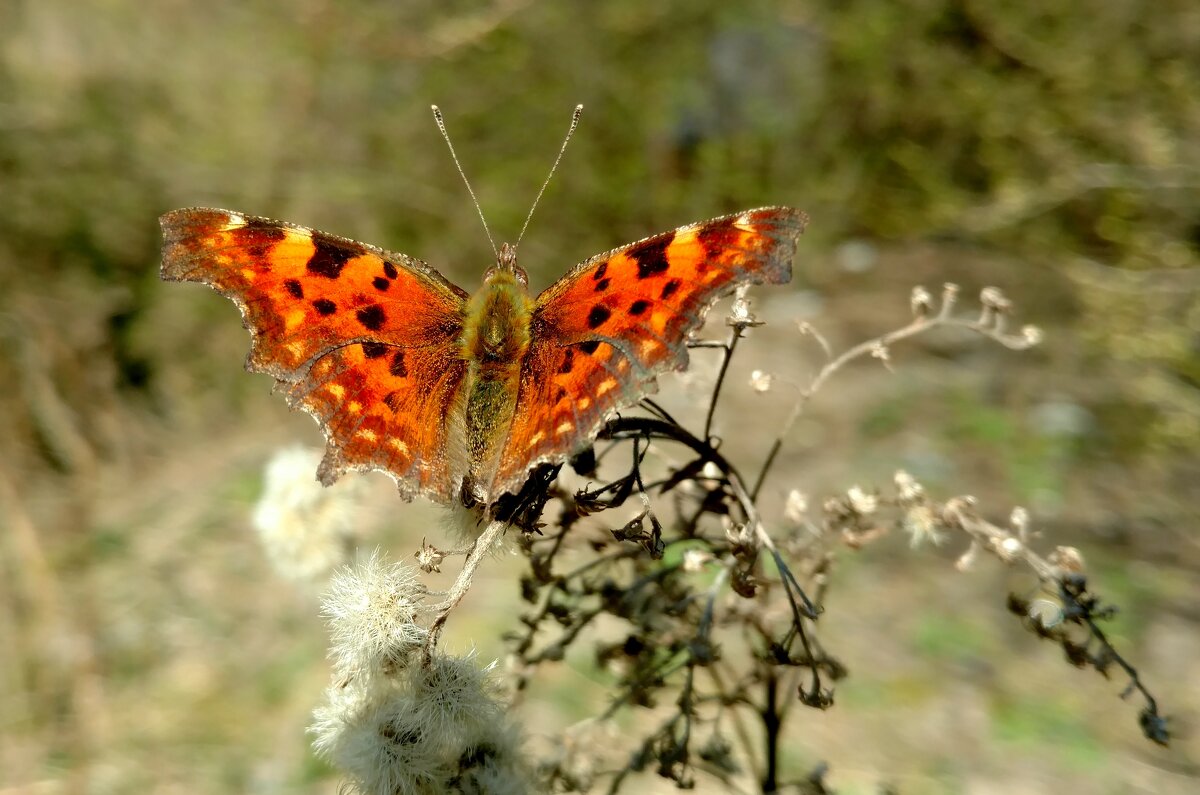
[2,1,1198,792]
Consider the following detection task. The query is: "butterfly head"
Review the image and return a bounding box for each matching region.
[484,242,528,288]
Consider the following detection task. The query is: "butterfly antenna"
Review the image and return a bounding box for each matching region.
[431,105,498,258]
[515,104,583,248]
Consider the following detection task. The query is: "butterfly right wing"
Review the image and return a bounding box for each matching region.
[489,207,807,500]
[160,208,469,500]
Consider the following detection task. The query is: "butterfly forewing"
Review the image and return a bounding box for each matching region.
[160,208,469,500]
[490,207,807,498]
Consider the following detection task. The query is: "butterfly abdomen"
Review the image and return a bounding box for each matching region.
[457,269,534,503]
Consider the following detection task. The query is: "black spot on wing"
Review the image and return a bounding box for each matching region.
[356,305,385,331]
[313,298,337,316]
[389,350,408,377]
[383,261,398,279]
[383,390,403,411]
[593,262,608,281]
[578,340,601,355]
[307,233,353,279]
[284,279,304,299]
[587,305,611,329]
[362,341,389,359]
[633,233,674,279]
[629,299,650,316]
[372,276,390,292]
[558,348,575,374]
[696,220,739,263]
[594,278,610,292]
[230,218,287,258]
[241,218,288,241]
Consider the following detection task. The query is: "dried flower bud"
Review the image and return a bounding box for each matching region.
[904,504,943,548]
[784,489,808,524]
[723,516,756,549]
[414,539,446,574]
[682,548,715,572]
[956,541,980,571]
[846,486,877,515]
[1029,598,1064,628]
[1021,325,1043,346]
[998,535,1023,561]
[1009,507,1030,542]
[1050,545,1086,574]
[749,369,773,393]
[911,285,934,318]
[727,286,764,328]
[893,469,924,502]
[980,286,1011,312]
[730,564,758,598]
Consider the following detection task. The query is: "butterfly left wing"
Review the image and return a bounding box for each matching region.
[488,207,807,499]
[160,208,470,501]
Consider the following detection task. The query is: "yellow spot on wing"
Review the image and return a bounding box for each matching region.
[357,428,377,442]
[640,339,661,356]
[597,378,617,396]
[577,397,591,410]
[674,227,699,244]
[527,431,546,448]
[220,212,246,231]
[388,438,409,454]
[273,229,316,267]
[347,401,362,414]
[327,383,345,400]
[285,309,306,331]
[555,421,573,436]
[667,228,703,267]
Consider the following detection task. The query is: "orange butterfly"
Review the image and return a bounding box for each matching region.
[160,115,806,507]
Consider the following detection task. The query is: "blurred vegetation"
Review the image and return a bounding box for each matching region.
[1,0,1196,792]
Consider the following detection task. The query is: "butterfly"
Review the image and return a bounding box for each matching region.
[161,199,805,508]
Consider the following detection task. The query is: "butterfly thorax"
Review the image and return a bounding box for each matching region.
[456,257,534,503]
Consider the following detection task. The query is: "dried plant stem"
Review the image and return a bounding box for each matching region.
[423,517,508,663]
[704,327,742,441]
[940,498,1059,581]
[751,291,1037,500]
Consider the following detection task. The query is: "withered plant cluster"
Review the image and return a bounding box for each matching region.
[299,284,1169,794]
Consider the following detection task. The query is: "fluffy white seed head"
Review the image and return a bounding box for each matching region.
[311,654,530,795]
[322,551,428,680]
[252,446,363,584]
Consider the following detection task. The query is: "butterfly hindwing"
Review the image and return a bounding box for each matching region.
[491,207,808,498]
[160,207,469,499]
[289,337,467,497]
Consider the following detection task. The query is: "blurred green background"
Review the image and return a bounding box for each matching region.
[1,1,1197,792]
